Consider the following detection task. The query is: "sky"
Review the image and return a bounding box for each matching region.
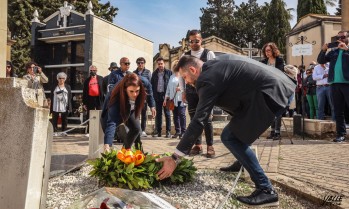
[101,0,338,55]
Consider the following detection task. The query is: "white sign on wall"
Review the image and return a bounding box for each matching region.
[292,44,313,56]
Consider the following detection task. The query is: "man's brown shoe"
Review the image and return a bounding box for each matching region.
[206,146,215,158]
[189,145,203,156]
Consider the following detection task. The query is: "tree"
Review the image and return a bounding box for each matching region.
[200,0,269,49]
[265,0,291,55]
[297,0,327,21]
[335,0,342,15]
[232,0,270,49]
[8,0,118,76]
[200,0,236,41]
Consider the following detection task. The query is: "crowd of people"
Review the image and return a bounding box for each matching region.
[4,28,349,207]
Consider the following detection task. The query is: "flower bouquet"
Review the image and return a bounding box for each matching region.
[88,148,197,190]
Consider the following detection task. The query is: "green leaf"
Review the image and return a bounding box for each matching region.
[148,163,155,172]
[127,181,133,190]
[126,163,134,173]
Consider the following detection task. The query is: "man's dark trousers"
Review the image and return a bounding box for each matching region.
[155,92,171,134]
[331,83,349,137]
[186,91,213,146]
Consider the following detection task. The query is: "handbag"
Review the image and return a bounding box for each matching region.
[167,99,175,111]
[166,83,179,111]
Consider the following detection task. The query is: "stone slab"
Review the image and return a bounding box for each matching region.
[0,78,51,209]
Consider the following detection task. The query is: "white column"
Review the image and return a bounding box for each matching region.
[0,0,8,78]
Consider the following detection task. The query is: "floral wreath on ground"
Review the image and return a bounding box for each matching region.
[88,147,197,190]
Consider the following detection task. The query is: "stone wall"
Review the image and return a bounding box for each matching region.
[0,78,52,209]
[0,0,7,77]
[91,16,153,76]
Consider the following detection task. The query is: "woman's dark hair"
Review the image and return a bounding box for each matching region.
[25,61,37,70]
[108,73,146,122]
[262,42,280,58]
[6,61,16,77]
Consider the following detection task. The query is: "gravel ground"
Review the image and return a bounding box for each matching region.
[46,164,328,209]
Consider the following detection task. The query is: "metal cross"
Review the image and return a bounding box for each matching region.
[242,42,258,59]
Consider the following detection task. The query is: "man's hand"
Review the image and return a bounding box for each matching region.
[322,43,329,52]
[323,74,329,78]
[38,67,43,73]
[338,42,349,51]
[156,156,177,180]
[83,105,87,111]
[151,107,156,118]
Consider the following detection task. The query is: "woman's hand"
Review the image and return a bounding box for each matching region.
[163,98,169,107]
[151,107,156,118]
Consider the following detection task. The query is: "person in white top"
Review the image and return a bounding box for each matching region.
[312,63,335,120]
[181,29,216,158]
[50,72,72,134]
[164,61,186,139]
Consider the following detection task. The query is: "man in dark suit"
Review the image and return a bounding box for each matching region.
[156,55,295,207]
[151,57,172,138]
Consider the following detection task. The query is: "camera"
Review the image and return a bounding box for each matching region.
[327,42,339,48]
[33,66,39,74]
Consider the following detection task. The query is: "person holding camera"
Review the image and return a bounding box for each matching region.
[50,72,72,135]
[23,61,49,107]
[317,31,349,142]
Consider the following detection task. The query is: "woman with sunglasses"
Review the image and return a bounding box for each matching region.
[101,73,146,152]
[5,61,17,78]
[261,42,286,140]
[50,72,72,135]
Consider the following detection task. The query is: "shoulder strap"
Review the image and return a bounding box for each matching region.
[200,49,209,62]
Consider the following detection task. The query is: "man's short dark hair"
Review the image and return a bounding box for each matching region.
[174,55,201,73]
[156,57,164,62]
[189,29,201,36]
[136,57,146,63]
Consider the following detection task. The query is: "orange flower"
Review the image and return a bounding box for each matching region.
[117,149,145,165]
[135,152,145,166]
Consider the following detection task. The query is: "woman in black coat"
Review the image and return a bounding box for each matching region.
[261,42,286,140]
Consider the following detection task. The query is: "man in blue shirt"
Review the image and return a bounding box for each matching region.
[317,31,349,142]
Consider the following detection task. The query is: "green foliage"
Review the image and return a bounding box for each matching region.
[297,0,327,21]
[200,0,235,42]
[8,0,118,76]
[200,0,276,49]
[88,151,197,190]
[231,0,270,49]
[265,0,291,55]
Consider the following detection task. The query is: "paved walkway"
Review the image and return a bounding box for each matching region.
[51,134,349,208]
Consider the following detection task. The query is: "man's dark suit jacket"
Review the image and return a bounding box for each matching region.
[176,54,296,154]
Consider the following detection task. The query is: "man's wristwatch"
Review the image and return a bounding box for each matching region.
[171,153,182,166]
